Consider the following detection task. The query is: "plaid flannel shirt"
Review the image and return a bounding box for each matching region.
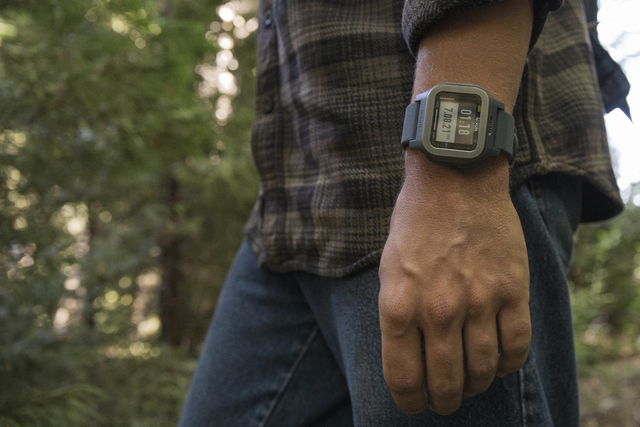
[244,0,623,277]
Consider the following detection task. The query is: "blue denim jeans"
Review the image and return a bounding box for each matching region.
[179,175,582,427]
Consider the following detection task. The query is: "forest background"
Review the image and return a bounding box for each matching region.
[0,0,639,425]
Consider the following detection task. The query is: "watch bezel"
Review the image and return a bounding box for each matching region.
[420,84,491,163]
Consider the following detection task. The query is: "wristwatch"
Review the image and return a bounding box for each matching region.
[401,83,518,167]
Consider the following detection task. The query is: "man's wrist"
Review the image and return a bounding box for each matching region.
[404,148,510,195]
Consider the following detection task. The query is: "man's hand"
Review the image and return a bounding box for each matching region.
[378,153,530,415]
[380,0,534,414]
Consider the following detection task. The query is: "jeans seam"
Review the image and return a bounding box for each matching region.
[519,368,527,427]
[529,179,549,230]
[259,325,321,427]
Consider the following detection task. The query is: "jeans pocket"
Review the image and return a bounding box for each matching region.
[527,173,583,271]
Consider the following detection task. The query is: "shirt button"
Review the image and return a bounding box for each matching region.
[264,9,273,27]
[263,97,274,113]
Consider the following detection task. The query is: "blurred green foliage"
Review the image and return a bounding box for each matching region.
[570,186,640,368]
[1,0,258,424]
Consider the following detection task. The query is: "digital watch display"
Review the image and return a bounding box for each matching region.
[400,83,518,167]
[432,92,481,150]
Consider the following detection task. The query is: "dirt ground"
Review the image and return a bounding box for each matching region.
[579,356,640,426]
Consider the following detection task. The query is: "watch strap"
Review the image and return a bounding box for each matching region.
[400,84,519,167]
[494,109,518,165]
[401,100,421,148]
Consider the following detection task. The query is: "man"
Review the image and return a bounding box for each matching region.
[179,0,623,425]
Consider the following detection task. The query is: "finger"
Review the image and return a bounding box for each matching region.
[424,325,465,415]
[496,302,531,376]
[462,316,499,396]
[381,328,429,413]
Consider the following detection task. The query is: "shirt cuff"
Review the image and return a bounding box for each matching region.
[402,0,565,57]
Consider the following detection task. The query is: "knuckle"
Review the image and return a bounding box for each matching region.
[502,324,532,357]
[500,337,531,373]
[379,297,414,331]
[467,360,497,381]
[497,280,529,304]
[470,334,498,358]
[466,293,490,318]
[503,338,531,360]
[430,378,462,401]
[386,376,424,395]
[425,296,459,327]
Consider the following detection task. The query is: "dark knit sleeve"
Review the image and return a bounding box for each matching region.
[402,0,564,57]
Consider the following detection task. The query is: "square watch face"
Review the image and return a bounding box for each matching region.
[430,91,482,151]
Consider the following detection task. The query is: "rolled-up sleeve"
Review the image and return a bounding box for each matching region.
[402,0,564,56]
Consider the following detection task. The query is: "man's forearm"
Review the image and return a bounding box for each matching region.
[405,0,533,220]
[379,0,534,415]
[412,0,533,111]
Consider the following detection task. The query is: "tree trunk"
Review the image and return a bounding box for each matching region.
[158,175,183,346]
